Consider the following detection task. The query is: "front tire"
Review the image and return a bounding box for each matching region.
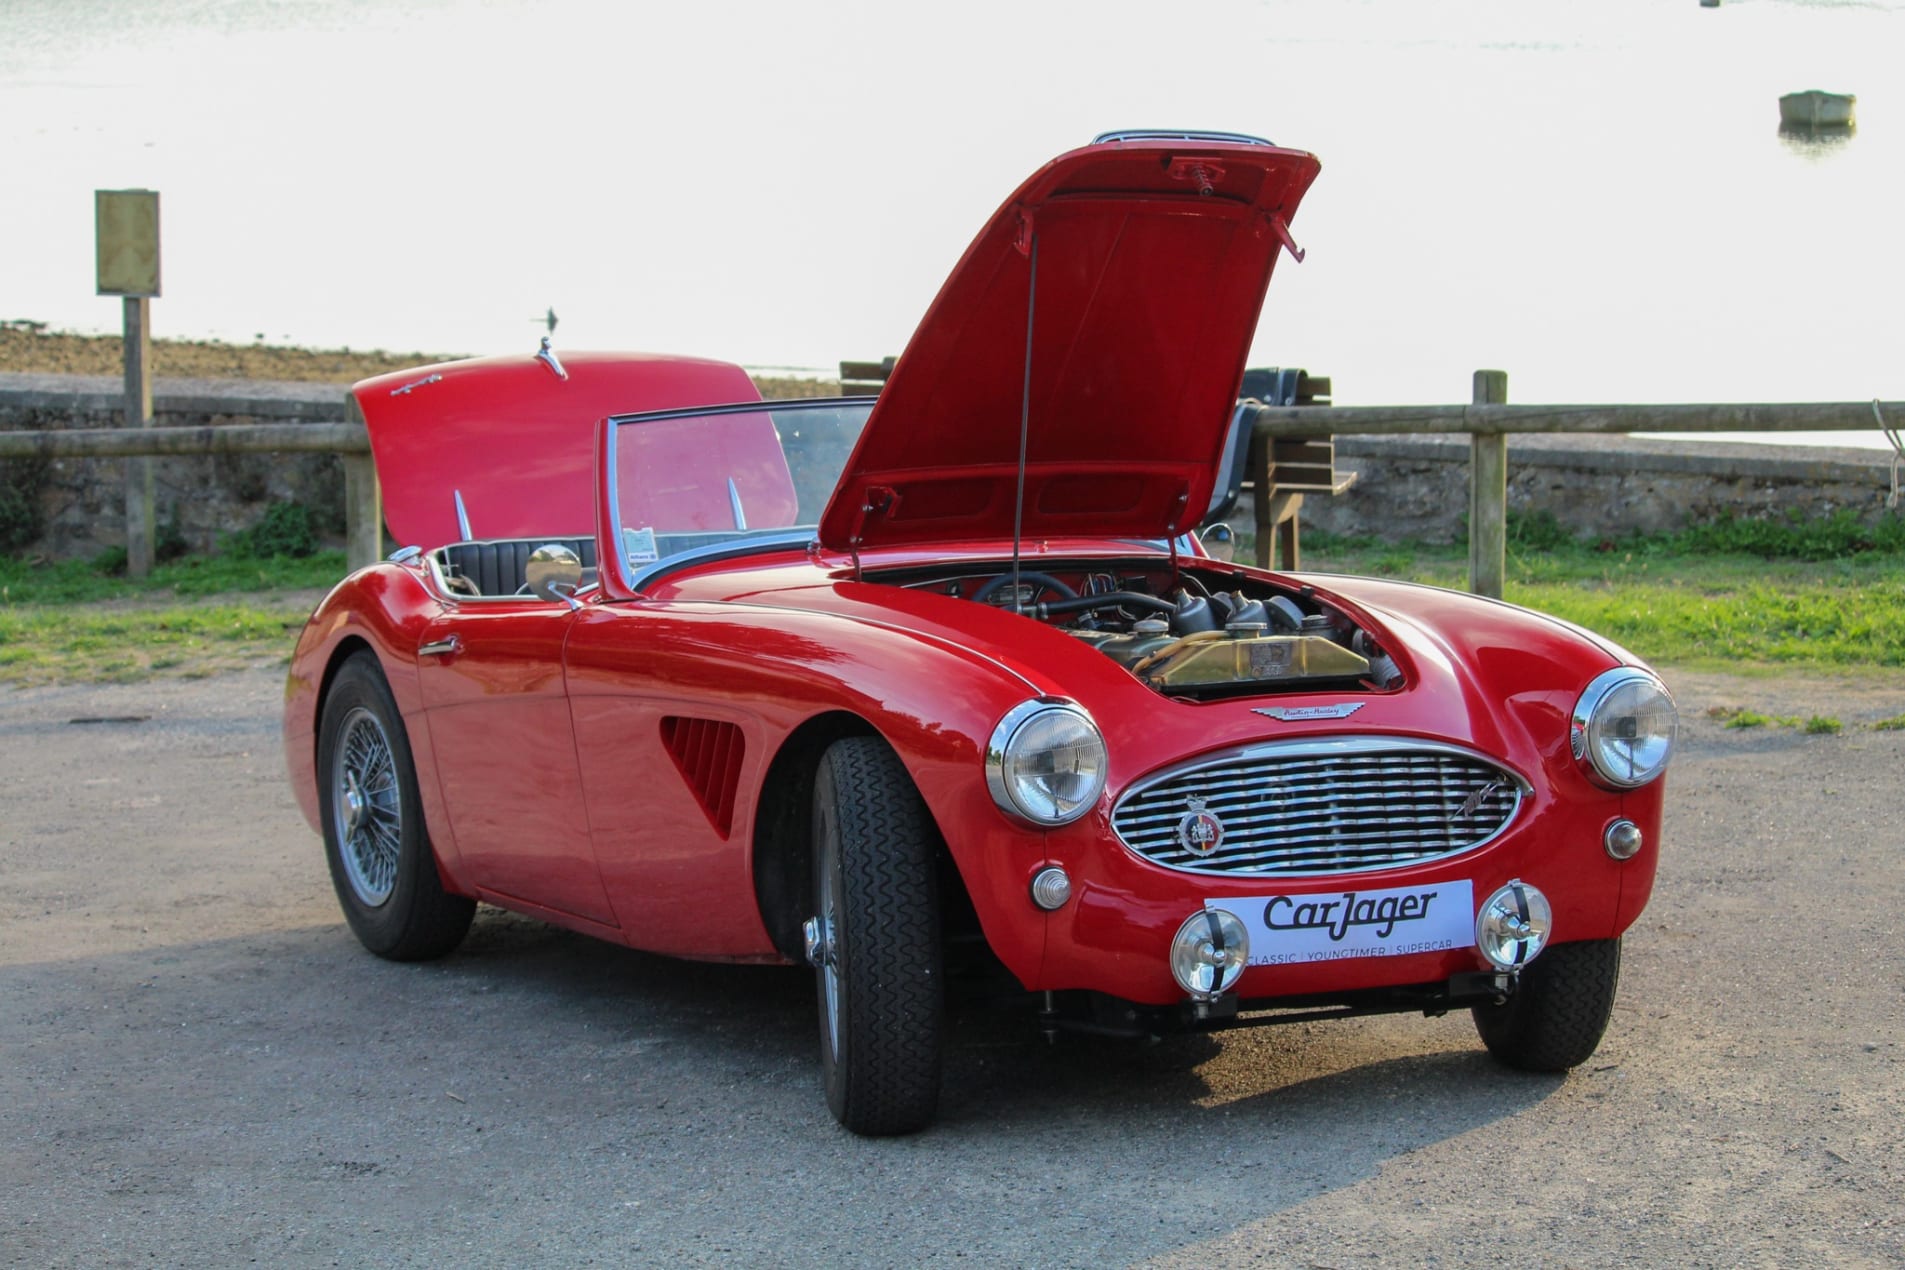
[317,653,474,961]
[810,737,944,1135]
[1472,937,1621,1071]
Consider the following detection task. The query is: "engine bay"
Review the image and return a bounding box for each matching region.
[888,559,1403,699]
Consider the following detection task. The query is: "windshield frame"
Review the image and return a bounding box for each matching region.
[603,395,876,596]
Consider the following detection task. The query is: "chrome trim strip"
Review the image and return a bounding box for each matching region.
[1092,129,1275,147]
[604,395,878,429]
[626,530,815,593]
[421,543,600,606]
[604,408,631,594]
[727,477,748,530]
[1110,737,1530,879]
[389,372,441,397]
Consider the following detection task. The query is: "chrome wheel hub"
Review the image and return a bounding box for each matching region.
[803,916,835,968]
[341,770,368,834]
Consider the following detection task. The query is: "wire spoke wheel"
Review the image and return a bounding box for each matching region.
[317,653,474,961]
[332,706,401,906]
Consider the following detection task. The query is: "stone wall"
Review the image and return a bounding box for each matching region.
[4,373,1901,559]
[0,375,349,558]
[1244,432,1900,545]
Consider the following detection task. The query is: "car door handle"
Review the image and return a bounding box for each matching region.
[419,635,463,657]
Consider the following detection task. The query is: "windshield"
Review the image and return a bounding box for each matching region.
[608,398,871,579]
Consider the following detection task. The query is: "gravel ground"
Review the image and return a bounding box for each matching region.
[2,664,1902,1267]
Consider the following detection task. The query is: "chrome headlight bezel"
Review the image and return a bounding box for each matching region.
[985,699,1108,827]
[1571,667,1677,789]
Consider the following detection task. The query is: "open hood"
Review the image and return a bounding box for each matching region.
[818,135,1321,553]
[353,350,759,549]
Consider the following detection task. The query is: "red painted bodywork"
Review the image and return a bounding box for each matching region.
[286,136,1666,1014]
[818,139,1320,552]
[353,351,760,548]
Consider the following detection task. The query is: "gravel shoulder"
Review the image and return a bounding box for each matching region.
[2,664,1901,1267]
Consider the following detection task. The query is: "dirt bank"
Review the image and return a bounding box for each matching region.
[0,322,456,384]
[0,322,835,397]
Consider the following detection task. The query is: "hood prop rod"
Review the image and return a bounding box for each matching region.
[1011,229,1039,614]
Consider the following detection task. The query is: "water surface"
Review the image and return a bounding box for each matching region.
[3,0,1900,448]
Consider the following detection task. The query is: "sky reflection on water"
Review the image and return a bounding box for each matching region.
[2,0,1901,446]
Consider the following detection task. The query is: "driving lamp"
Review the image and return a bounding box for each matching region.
[1170,908,1249,1001]
[1475,879,1552,971]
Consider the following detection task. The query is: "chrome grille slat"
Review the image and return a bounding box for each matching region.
[1111,740,1523,877]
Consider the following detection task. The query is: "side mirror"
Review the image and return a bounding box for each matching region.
[526,543,583,607]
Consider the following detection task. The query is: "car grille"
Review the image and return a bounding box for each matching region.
[1111,740,1525,877]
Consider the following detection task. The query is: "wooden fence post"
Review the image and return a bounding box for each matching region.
[343,453,382,572]
[1469,369,1508,599]
[122,296,155,578]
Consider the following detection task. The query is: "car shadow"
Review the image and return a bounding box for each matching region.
[4,908,1569,1264]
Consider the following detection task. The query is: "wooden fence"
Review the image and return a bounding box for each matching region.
[1245,371,1904,597]
[2,369,1900,592]
[0,422,383,572]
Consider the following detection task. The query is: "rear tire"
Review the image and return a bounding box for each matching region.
[317,653,474,961]
[1472,937,1621,1071]
[810,737,943,1135]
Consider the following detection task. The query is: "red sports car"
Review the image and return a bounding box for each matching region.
[284,131,1675,1135]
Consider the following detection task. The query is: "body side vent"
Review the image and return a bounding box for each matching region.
[660,716,746,837]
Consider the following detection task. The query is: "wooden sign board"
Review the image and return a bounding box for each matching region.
[96,189,161,297]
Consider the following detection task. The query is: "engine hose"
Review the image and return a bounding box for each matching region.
[1035,591,1177,619]
[971,570,1080,603]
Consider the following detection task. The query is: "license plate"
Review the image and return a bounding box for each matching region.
[1219,880,1475,967]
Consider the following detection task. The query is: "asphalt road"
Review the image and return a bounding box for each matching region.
[3,664,1902,1267]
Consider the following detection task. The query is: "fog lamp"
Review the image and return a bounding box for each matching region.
[1604,818,1644,861]
[1170,908,1249,1001]
[1475,879,1552,971]
[1029,866,1073,911]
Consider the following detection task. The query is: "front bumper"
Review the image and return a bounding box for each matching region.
[1012,782,1661,1008]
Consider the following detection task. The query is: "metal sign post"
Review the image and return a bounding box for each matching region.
[96,189,161,578]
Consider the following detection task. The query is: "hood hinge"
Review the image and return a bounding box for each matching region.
[846,485,899,579]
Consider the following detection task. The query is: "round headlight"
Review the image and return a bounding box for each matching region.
[1571,668,1677,789]
[986,700,1108,826]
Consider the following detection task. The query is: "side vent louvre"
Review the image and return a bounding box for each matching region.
[659,716,746,838]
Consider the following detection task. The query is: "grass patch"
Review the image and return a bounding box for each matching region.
[0,547,336,686]
[1873,713,1905,732]
[0,549,345,605]
[1302,525,1905,671]
[1706,705,1847,733]
[0,601,311,686]
[9,506,1905,686]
